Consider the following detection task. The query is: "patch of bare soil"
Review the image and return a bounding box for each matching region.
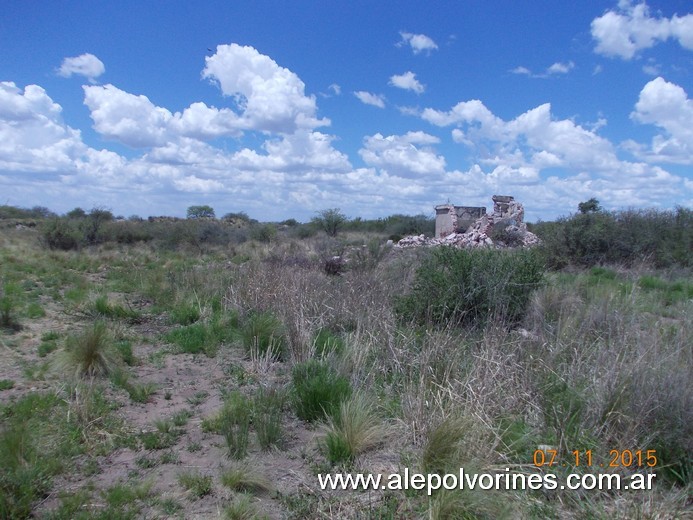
[6,291,336,519]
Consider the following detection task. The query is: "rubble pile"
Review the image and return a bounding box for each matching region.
[396,195,540,250]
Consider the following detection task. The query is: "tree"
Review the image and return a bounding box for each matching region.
[66,207,87,219]
[186,205,216,219]
[312,208,347,237]
[83,207,114,244]
[578,198,602,214]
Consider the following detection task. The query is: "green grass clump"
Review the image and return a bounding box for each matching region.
[312,328,345,357]
[0,379,15,390]
[26,302,46,319]
[41,331,60,341]
[169,302,201,325]
[0,392,83,518]
[103,481,152,509]
[291,360,352,422]
[219,392,252,459]
[177,471,213,499]
[220,461,272,492]
[91,295,140,321]
[54,321,120,378]
[165,314,235,357]
[114,340,135,365]
[240,311,286,360]
[252,386,285,450]
[322,393,387,465]
[225,493,268,520]
[165,323,212,356]
[422,416,472,476]
[110,367,157,403]
[38,340,59,357]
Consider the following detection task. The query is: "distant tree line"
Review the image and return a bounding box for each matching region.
[2,201,689,268]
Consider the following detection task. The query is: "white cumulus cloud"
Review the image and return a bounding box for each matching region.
[354,91,386,108]
[58,53,105,82]
[389,71,425,94]
[418,95,687,209]
[398,32,439,54]
[83,84,243,147]
[547,61,575,74]
[359,131,445,178]
[203,43,328,133]
[511,61,574,77]
[0,82,86,172]
[591,1,693,59]
[628,77,693,164]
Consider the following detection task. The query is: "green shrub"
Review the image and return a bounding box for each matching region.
[0,282,22,331]
[422,416,470,475]
[249,223,277,243]
[40,218,82,250]
[395,247,545,328]
[225,493,266,520]
[638,275,669,291]
[291,360,352,422]
[240,312,286,361]
[535,207,692,268]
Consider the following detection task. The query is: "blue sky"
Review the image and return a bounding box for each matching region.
[1,1,691,221]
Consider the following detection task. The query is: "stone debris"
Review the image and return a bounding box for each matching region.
[396,195,540,250]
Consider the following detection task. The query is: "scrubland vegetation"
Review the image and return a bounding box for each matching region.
[0,203,690,519]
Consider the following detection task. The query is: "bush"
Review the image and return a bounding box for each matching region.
[535,207,692,268]
[40,218,82,250]
[249,224,277,243]
[0,282,22,331]
[291,360,352,422]
[395,247,545,328]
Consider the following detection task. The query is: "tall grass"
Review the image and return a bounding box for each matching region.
[53,321,120,378]
[322,393,388,465]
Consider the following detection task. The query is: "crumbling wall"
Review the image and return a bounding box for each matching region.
[435,204,486,237]
[399,195,539,249]
[435,204,458,237]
